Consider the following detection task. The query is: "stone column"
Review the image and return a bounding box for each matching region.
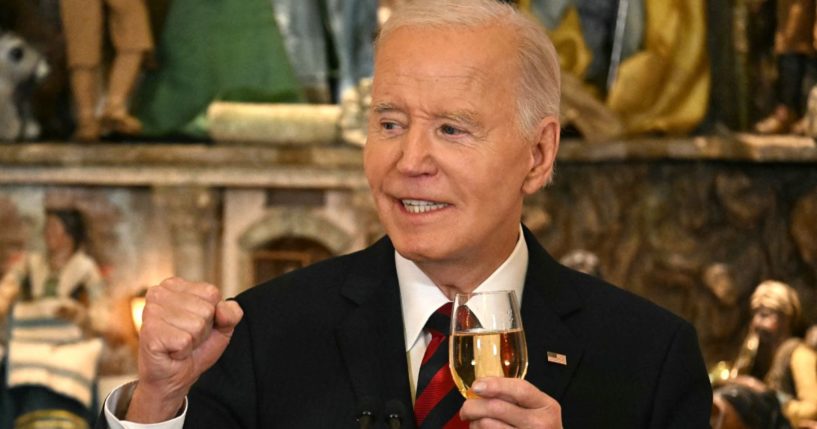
[152,186,218,282]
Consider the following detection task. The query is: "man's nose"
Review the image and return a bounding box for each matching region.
[395,128,437,176]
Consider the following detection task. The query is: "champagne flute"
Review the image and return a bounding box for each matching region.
[449,290,528,398]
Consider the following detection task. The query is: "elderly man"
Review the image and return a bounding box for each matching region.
[100,0,711,428]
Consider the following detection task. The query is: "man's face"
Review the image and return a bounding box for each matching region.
[364,24,557,274]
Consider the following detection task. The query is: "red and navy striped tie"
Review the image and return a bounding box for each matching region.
[414,303,468,429]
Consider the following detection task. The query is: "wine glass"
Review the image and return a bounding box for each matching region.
[449,290,528,398]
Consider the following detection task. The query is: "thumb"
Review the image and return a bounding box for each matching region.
[214,300,243,334]
[192,301,243,371]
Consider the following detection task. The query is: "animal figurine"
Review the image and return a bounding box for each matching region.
[0,31,49,141]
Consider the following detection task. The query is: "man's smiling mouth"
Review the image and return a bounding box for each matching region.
[401,199,450,214]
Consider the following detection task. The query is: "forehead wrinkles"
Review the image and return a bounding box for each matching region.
[377,64,489,90]
[372,87,484,126]
[372,65,492,112]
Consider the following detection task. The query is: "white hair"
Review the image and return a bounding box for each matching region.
[376,0,561,137]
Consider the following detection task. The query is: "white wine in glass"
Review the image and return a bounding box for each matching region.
[449,290,528,398]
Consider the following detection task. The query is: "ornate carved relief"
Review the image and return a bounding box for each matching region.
[537,162,817,364]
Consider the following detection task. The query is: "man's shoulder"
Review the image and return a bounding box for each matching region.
[559,266,689,336]
[525,229,689,336]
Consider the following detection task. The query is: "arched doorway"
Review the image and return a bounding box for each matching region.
[252,236,333,283]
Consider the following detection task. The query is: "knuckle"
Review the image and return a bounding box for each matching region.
[489,420,506,429]
[145,286,161,302]
[174,332,193,351]
[144,335,165,354]
[512,378,531,396]
[476,418,500,429]
[460,400,476,418]
[540,392,559,411]
[160,276,180,287]
[142,299,159,318]
[191,317,207,334]
[486,399,507,415]
[202,284,220,302]
[205,304,216,320]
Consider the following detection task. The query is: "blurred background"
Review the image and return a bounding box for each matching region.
[0,0,816,428]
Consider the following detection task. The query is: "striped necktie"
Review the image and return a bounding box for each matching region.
[414,302,468,429]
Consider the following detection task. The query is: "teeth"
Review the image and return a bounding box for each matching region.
[401,199,449,214]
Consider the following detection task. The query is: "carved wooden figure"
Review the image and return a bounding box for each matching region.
[59,0,153,141]
[753,0,817,134]
[0,32,48,141]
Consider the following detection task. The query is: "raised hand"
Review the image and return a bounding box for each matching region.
[125,277,243,423]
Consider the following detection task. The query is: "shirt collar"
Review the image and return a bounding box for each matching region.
[397,225,529,351]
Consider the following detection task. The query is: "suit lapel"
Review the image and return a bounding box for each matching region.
[334,229,584,423]
[521,227,585,401]
[335,237,416,427]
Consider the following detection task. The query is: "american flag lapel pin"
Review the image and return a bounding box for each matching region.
[547,351,567,366]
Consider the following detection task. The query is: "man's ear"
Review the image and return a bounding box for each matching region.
[522,116,560,195]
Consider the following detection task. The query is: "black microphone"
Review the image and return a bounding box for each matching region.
[356,396,380,429]
[384,399,407,429]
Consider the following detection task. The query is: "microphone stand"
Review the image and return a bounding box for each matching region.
[357,396,379,429]
[385,400,407,429]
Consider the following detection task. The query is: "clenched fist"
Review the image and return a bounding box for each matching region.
[125,277,243,423]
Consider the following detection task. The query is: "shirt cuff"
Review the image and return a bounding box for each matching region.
[103,381,187,429]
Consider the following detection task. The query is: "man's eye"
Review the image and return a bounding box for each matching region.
[381,122,399,131]
[440,124,464,136]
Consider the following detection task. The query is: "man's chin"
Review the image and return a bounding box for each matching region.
[391,238,448,264]
[393,246,436,264]
[384,222,462,261]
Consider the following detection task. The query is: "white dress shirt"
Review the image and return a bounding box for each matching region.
[103,380,186,429]
[399,226,527,398]
[104,226,528,428]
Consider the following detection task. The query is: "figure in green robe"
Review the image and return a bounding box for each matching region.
[133,0,304,137]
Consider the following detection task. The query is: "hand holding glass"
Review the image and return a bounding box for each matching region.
[449,290,528,398]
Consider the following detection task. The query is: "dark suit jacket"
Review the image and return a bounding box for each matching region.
[104,228,712,428]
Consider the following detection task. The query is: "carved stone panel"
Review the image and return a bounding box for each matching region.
[537,161,817,365]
